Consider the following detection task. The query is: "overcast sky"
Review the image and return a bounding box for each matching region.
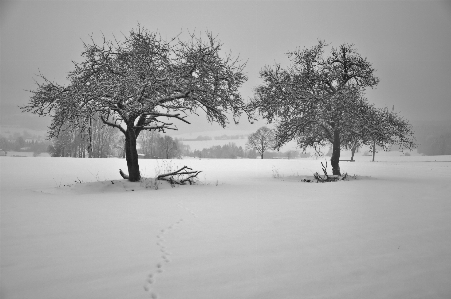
[1,0,450,135]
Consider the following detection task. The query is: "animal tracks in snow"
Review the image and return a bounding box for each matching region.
[144,219,181,298]
[178,203,199,219]
[144,202,197,298]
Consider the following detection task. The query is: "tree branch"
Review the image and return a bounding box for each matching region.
[144,112,191,124]
[152,91,192,104]
[100,115,126,135]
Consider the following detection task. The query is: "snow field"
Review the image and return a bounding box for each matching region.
[1,156,450,299]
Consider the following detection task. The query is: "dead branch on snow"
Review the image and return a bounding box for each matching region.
[156,166,202,185]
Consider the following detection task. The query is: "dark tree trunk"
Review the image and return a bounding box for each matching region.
[166,143,169,159]
[122,139,126,158]
[351,144,357,161]
[88,118,93,158]
[124,128,141,182]
[261,152,264,159]
[372,140,376,162]
[331,129,341,175]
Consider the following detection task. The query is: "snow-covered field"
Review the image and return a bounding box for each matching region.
[1,155,450,299]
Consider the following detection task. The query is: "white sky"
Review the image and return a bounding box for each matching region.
[1,0,451,133]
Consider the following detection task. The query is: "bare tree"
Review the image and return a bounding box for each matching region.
[161,135,180,159]
[139,133,182,159]
[22,26,249,182]
[88,113,118,158]
[251,41,415,175]
[246,126,275,159]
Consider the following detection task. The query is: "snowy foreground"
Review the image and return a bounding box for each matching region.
[1,156,450,299]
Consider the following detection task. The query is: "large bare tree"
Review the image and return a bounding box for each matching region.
[22,26,249,181]
[251,41,415,175]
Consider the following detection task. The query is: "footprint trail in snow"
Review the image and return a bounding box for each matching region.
[144,202,197,298]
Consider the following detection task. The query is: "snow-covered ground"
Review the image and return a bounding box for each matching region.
[1,155,450,299]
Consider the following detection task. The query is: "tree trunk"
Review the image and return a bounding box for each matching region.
[372,140,376,162]
[261,152,264,159]
[124,128,141,182]
[351,143,357,161]
[88,118,93,158]
[331,129,341,175]
[121,138,126,159]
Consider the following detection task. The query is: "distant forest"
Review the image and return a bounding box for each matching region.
[413,120,451,156]
[178,134,247,141]
[0,132,50,156]
[2,120,451,157]
[184,142,308,159]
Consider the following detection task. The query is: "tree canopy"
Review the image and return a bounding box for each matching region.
[22,26,249,181]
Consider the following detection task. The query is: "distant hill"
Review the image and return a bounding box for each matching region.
[0,125,47,139]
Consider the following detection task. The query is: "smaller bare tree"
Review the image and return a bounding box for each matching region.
[246,126,275,159]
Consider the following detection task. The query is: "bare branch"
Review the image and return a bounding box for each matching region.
[144,112,191,124]
[100,115,126,135]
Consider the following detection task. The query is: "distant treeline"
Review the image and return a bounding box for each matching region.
[417,132,451,155]
[413,121,451,155]
[1,130,313,159]
[187,143,254,159]
[138,131,187,159]
[0,135,50,156]
[47,128,187,159]
[179,134,247,141]
[184,142,310,159]
[15,118,188,159]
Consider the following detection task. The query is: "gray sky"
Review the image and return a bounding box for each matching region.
[1,0,450,135]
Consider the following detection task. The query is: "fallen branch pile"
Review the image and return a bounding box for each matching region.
[119,166,202,186]
[156,166,201,185]
[313,162,347,183]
